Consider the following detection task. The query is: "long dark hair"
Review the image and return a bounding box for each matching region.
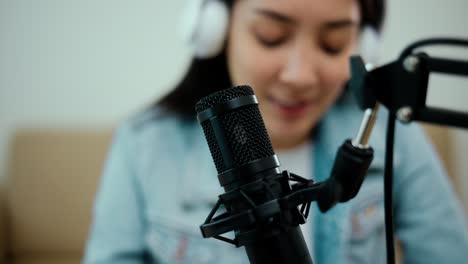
[156,0,385,118]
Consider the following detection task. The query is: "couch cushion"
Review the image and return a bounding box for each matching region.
[422,124,455,178]
[11,256,82,264]
[0,183,5,260]
[6,130,112,257]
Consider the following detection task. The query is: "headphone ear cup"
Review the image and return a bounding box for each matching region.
[179,0,229,59]
[358,26,381,66]
[179,0,205,49]
[193,0,229,58]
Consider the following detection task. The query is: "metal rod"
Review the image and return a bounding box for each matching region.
[353,103,381,148]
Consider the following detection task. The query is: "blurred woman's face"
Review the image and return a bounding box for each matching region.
[227,0,361,150]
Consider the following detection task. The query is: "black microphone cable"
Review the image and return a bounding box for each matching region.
[384,112,396,264]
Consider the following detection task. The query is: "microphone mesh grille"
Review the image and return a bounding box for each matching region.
[221,104,274,168]
[201,121,226,172]
[195,85,254,113]
[200,103,274,173]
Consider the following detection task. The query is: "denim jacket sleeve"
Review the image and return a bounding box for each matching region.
[84,123,149,264]
[393,123,468,263]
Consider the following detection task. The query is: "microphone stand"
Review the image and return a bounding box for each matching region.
[200,118,376,264]
[351,38,468,129]
[349,38,468,264]
[199,37,468,264]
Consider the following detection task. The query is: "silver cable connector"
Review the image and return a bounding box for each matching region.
[352,103,380,149]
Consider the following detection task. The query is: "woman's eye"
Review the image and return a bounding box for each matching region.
[256,36,286,48]
[322,45,344,55]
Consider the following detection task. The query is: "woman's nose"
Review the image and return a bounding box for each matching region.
[279,44,320,92]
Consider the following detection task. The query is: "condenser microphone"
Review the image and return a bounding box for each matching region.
[195,85,313,264]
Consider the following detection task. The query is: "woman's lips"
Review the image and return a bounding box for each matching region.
[269,97,311,117]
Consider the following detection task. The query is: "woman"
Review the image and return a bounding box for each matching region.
[84,0,468,263]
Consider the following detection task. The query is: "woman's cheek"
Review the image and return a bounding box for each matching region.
[323,61,349,90]
[246,49,282,86]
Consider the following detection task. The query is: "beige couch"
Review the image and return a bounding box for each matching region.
[0,125,455,264]
[0,130,112,264]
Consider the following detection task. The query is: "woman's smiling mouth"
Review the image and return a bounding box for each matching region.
[269,96,313,117]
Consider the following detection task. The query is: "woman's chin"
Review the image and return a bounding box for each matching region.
[268,125,311,150]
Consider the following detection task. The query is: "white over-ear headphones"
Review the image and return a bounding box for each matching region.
[179,0,381,63]
[358,26,381,66]
[179,0,229,59]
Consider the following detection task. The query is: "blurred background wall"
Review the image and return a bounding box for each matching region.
[1,0,467,216]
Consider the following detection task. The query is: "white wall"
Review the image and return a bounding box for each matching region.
[0,0,190,181]
[1,0,468,211]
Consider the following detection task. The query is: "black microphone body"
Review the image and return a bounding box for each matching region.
[195,86,313,264]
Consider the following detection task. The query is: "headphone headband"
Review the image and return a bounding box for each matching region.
[179,0,381,63]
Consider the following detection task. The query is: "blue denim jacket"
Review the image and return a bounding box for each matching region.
[84,95,468,264]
